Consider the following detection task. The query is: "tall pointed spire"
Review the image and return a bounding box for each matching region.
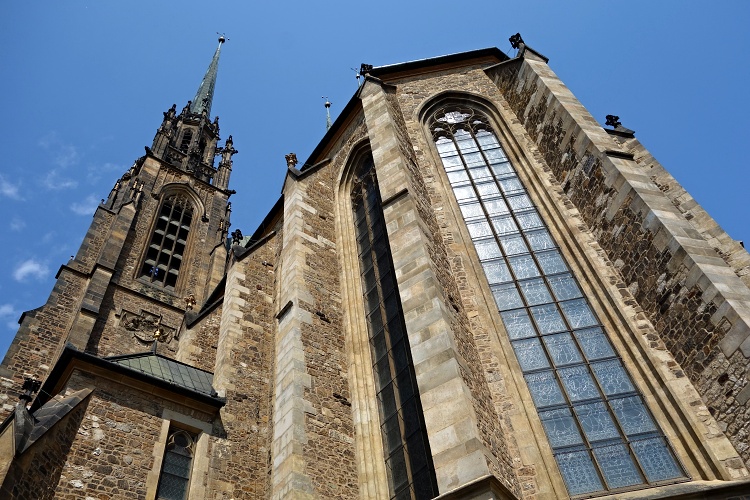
[190,35,225,117]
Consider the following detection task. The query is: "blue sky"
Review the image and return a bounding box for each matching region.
[1,1,748,358]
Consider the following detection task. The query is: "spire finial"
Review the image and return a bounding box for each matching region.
[190,35,227,117]
[323,97,332,130]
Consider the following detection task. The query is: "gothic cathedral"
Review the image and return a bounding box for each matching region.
[1,35,750,499]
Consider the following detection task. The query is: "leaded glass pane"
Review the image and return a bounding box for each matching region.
[440,154,462,169]
[525,371,566,407]
[462,151,484,167]
[507,194,534,212]
[593,444,643,489]
[543,333,583,366]
[561,299,598,329]
[162,453,191,477]
[508,254,541,279]
[540,407,584,448]
[559,366,600,402]
[435,137,456,155]
[490,215,519,235]
[484,198,509,216]
[499,233,529,256]
[455,135,479,154]
[525,229,555,251]
[592,360,635,396]
[515,211,544,230]
[575,402,620,441]
[500,309,536,340]
[469,165,492,180]
[512,338,550,371]
[492,283,524,311]
[459,201,484,220]
[575,327,615,360]
[531,304,566,334]
[499,176,525,195]
[631,437,684,483]
[452,185,476,201]
[476,181,501,198]
[482,260,512,284]
[536,250,568,275]
[491,161,514,176]
[519,278,553,306]
[610,396,657,436]
[157,473,189,500]
[447,169,470,184]
[556,449,604,495]
[467,220,493,239]
[476,131,500,149]
[474,239,502,261]
[547,274,583,301]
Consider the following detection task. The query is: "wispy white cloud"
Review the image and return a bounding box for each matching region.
[13,258,50,282]
[39,132,79,168]
[70,194,100,215]
[10,217,25,231]
[42,169,78,190]
[0,304,19,330]
[87,162,123,184]
[0,175,22,200]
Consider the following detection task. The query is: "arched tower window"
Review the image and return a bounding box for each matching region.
[429,105,686,496]
[351,152,439,500]
[179,129,193,152]
[156,428,196,500]
[141,193,193,290]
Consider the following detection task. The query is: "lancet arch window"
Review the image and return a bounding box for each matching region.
[156,428,196,500]
[140,193,193,290]
[351,152,439,500]
[429,105,686,496]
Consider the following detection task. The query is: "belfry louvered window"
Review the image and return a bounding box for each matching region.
[141,194,192,290]
[351,153,439,500]
[430,106,686,496]
[156,428,195,500]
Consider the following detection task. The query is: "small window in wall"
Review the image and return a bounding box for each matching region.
[156,428,196,500]
[179,130,193,152]
[141,194,193,290]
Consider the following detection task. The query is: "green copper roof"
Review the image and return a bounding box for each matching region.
[190,36,225,117]
[106,351,216,397]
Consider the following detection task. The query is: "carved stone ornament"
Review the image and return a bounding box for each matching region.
[119,309,176,344]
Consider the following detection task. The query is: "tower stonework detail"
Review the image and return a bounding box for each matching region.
[2,40,750,500]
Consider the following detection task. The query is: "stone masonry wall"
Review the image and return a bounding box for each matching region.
[488,56,750,470]
[293,149,361,498]
[179,303,222,373]
[0,397,89,500]
[210,236,279,499]
[0,270,88,417]
[383,83,521,496]
[54,370,215,499]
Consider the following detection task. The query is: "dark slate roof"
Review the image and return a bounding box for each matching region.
[105,352,216,397]
[23,388,92,452]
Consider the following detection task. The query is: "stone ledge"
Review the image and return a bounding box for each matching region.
[434,474,517,500]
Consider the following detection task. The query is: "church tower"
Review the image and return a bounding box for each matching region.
[0,36,236,411]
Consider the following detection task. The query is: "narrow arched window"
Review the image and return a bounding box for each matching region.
[351,152,439,500]
[141,194,193,290]
[156,428,195,500]
[179,129,193,152]
[430,106,686,496]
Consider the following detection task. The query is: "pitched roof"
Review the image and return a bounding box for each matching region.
[104,351,216,397]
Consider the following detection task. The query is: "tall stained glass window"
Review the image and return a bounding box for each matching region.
[352,152,439,500]
[141,193,193,290]
[430,106,686,496]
